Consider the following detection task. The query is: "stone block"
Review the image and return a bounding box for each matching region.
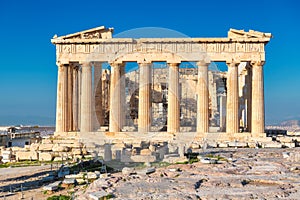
[122,167,135,175]
[277,137,293,143]
[218,143,228,148]
[53,156,68,162]
[88,191,109,200]
[191,143,200,149]
[164,153,180,159]
[163,156,188,164]
[30,143,40,151]
[207,142,218,148]
[11,146,24,152]
[76,179,86,185]
[228,142,248,148]
[262,142,282,148]
[16,151,38,161]
[87,172,99,179]
[283,142,296,148]
[52,144,70,152]
[43,181,61,191]
[42,139,53,144]
[130,155,156,162]
[140,149,152,156]
[1,150,12,163]
[62,178,75,186]
[39,143,53,151]
[247,142,258,148]
[24,145,30,150]
[39,152,54,161]
[65,174,84,179]
[136,167,156,175]
[132,142,142,148]
[72,148,82,155]
[149,144,156,152]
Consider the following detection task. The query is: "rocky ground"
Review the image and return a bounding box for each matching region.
[77,148,300,200]
[0,148,300,200]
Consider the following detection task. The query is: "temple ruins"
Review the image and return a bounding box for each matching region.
[51,26,273,146]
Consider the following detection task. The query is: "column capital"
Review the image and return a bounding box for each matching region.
[138,62,152,67]
[196,60,210,67]
[168,63,180,68]
[80,62,92,68]
[226,61,240,68]
[251,60,265,67]
[109,62,125,68]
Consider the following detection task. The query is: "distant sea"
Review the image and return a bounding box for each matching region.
[0,115,55,126]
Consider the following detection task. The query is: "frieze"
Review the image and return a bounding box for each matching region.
[63,45,71,53]
[58,41,266,55]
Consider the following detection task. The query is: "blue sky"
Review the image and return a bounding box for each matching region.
[0,0,299,125]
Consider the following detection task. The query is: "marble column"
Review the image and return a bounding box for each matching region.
[245,64,252,132]
[72,65,79,131]
[109,63,122,132]
[80,63,92,132]
[196,61,209,133]
[67,64,73,131]
[251,61,265,135]
[138,62,152,132]
[167,63,180,133]
[120,66,126,128]
[102,70,110,125]
[55,64,67,132]
[226,61,239,134]
[94,62,103,130]
[63,64,69,131]
[78,68,82,130]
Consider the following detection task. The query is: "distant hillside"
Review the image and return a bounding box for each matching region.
[279,120,300,127]
[0,115,55,126]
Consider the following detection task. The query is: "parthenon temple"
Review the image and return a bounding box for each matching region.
[51,26,272,144]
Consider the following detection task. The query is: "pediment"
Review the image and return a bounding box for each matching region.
[228,28,272,39]
[53,26,114,40]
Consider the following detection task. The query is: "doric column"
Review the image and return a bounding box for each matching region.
[102,70,110,125]
[78,68,82,130]
[55,64,67,132]
[67,64,74,131]
[138,62,152,132]
[109,63,122,132]
[94,62,103,130]
[251,61,265,135]
[196,61,210,133]
[120,66,126,128]
[63,64,69,131]
[226,61,239,134]
[80,63,93,132]
[167,63,180,133]
[72,65,79,131]
[245,64,252,132]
